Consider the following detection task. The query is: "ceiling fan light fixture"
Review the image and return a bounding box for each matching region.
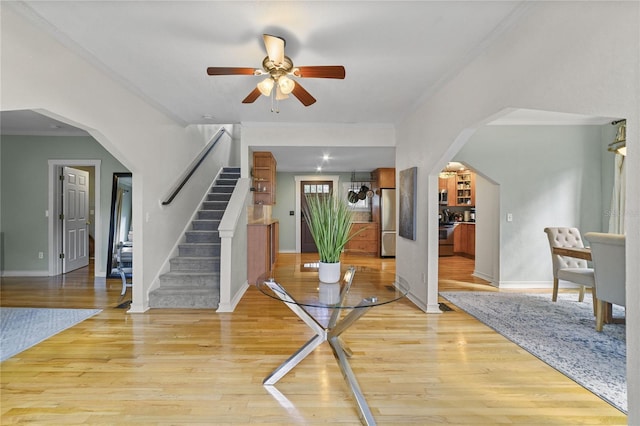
[275,85,289,100]
[257,77,274,96]
[278,76,295,95]
[206,34,344,108]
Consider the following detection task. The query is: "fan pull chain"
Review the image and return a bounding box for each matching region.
[270,90,280,113]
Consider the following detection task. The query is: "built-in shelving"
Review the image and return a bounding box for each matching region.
[455,171,475,206]
[252,151,277,205]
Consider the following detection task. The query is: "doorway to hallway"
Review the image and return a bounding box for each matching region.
[48,159,102,277]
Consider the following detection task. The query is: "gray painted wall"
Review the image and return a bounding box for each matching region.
[0,135,128,273]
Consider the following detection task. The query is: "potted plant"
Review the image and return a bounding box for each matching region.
[302,191,364,283]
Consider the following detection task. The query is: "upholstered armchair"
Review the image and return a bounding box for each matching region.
[543,227,595,303]
[584,232,625,332]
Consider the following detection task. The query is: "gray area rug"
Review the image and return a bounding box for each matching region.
[440,291,626,413]
[1,307,101,361]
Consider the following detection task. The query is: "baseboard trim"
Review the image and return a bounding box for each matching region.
[472,270,495,285]
[1,270,49,277]
[217,282,249,313]
[498,280,553,289]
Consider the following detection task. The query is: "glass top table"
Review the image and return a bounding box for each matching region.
[256,264,409,309]
[255,264,409,426]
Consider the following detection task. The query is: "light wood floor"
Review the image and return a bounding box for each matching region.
[1,254,625,424]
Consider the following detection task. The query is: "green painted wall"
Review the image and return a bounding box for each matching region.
[273,171,371,252]
[0,135,128,273]
[454,124,614,284]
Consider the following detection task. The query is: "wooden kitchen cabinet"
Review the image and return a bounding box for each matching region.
[438,176,457,206]
[252,151,277,205]
[455,171,475,206]
[345,222,379,255]
[247,220,279,284]
[453,223,475,257]
[372,168,395,189]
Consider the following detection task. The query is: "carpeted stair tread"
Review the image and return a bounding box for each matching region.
[202,200,229,208]
[206,193,231,201]
[169,256,220,269]
[158,271,220,287]
[191,220,220,230]
[178,243,221,257]
[198,210,224,220]
[149,289,219,309]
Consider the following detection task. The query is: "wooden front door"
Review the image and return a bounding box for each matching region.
[300,180,333,253]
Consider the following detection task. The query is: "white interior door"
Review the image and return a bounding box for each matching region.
[63,166,89,273]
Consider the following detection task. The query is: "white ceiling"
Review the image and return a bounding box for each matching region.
[0,1,617,173]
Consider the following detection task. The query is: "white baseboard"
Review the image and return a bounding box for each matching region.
[472,270,496,286]
[497,281,549,289]
[406,291,428,312]
[497,280,587,290]
[217,282,249,313]
[1,270,49,277]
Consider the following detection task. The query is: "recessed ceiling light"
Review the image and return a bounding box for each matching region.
[316,166,322,172]
[322,154,330,161]
[202,114,215,120]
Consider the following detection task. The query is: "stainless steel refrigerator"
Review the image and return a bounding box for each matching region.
[380,188,396,257]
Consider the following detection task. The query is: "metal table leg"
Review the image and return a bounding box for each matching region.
[263,279,378,425]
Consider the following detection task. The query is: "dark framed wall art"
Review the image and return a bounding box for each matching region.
[399,167,417,240]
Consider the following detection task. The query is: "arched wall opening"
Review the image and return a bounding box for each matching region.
[431,109,621,296]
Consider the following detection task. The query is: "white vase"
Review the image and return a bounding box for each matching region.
[318,261,341,284]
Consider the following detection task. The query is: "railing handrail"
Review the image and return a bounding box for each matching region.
[161,127,229,206]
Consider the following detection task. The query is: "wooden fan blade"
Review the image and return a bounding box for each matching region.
[242,87,262,104]
[294,66,346,79]
[207,67,257,76]
[263,34,285,65]
[291,82,316,106]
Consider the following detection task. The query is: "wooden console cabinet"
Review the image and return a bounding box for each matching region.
[247,220,279,284]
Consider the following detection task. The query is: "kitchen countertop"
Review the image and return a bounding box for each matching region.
[248,218,279,225]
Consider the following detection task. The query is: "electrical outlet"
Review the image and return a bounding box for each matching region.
[38,252,44,259]
[507,213,513,222]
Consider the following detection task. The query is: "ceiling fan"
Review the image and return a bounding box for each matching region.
[206,34,345,107]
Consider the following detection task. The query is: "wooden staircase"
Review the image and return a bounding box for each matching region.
[149,167,240,308]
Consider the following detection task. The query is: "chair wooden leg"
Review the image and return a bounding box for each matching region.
[552,278,559,302]
[578,285,585,302]
[595,299,604,332]
[591,291,597,316]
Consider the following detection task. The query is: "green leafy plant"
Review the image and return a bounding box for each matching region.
[302,191,365,264]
